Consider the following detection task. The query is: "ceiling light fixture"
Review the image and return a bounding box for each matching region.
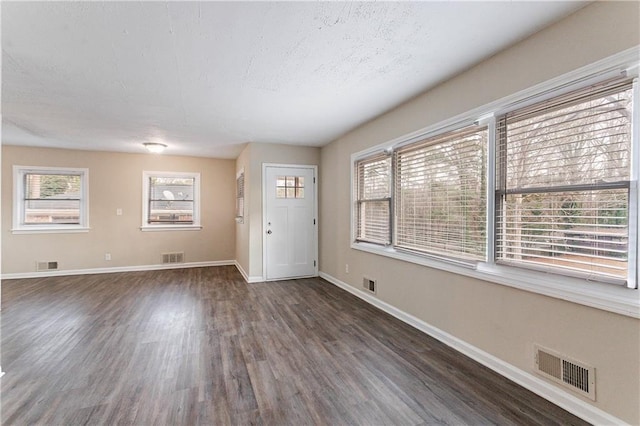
[143,142,167,153]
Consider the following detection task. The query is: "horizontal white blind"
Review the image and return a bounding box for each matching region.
[23,173,81,225]
[356,153,391,245]
[236,172,245,219]
[148,176,195,224]
[496,79,633,283]
[395,125,487,261]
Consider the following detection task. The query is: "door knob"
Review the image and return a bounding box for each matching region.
[267,229,272,234]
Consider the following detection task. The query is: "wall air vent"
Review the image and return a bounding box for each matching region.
[36,261,58,271]
[162,252,185,264]
[362,277,377,294]
[534,345,595,400]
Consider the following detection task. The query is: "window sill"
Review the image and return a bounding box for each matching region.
[351,242,640,319]
[140,225,202,232]
[12,226,90,235]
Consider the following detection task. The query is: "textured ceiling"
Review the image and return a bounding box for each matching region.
[2,1,587,158]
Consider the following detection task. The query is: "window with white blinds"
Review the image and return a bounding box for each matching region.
[13,166,89,233]
[352,55,638,296]
[496,78,634,284]
[396,125,488,261]
[142,171,201,230]
[148,176,195,224]
[236,170,245,223]
[355,153,392,245]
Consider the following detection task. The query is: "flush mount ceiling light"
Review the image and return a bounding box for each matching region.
[143,142,167,153]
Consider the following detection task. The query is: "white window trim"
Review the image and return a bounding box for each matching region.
[12,165,90,234]
[351,47,640,319]
[140,171,202,232]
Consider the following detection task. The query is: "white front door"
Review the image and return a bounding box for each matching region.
[264,165,317,280]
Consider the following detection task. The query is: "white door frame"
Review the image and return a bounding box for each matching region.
[262,163,318,281]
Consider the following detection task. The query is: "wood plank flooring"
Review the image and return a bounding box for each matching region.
[1,266,588,425]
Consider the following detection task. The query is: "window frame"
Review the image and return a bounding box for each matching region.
[141,171,202,231]
[495,80,634,286]
[12,165,90,234]
[351,48,639,318]
[394,124,489,263]
[354,152,393,245]
[236,169,245,223]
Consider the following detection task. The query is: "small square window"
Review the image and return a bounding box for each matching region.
[276,175,305,199]
[13,166,89,233]
[142,171,201,230]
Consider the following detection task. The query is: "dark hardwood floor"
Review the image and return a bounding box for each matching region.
[1,266,588,425]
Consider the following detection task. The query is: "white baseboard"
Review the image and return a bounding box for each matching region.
[318,271,627,426]
[1,260,236,280]
[234,261,264,283]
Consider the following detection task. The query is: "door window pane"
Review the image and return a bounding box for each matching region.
[276,175,305,198]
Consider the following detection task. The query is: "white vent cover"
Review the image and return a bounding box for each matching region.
[534,345,595,400]
[362,277,377,294]
[36,261,58,271]
[162,252,184,264]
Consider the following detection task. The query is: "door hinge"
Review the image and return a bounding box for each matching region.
[314,260,316,267]
[313,218,316,225]
[313,177,316,184]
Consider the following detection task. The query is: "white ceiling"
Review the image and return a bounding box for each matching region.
[2,1,587,159]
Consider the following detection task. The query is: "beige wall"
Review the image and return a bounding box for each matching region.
[2,146,236,273]
[319,2,640,423]
[235,142,320,279]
